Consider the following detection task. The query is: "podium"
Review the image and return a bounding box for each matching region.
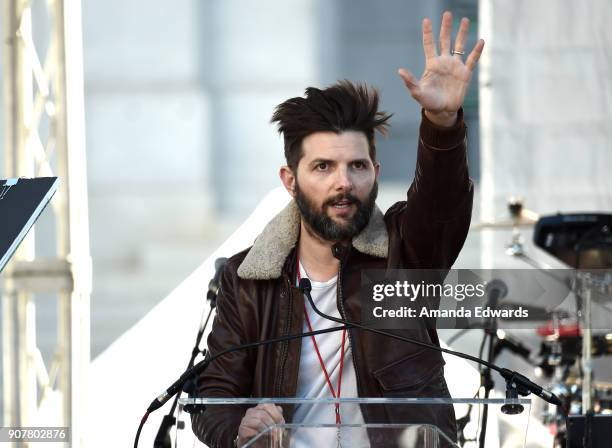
[176,397,532,447]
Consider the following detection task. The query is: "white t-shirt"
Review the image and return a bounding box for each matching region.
[292,261,370,447]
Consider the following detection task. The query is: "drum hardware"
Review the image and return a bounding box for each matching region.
[532,213,612,447]
[567,414,612,448]
[536,329,612,383]
[471,196,539,231]
[493,329,535,364]
[574,271,611,415]
[469,205,612,446]
[533,213,612,269]
[470,196,539,256]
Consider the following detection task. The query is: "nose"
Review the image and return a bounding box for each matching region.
[334,166,353,192]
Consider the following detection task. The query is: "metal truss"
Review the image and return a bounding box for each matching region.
[2,0,90,446]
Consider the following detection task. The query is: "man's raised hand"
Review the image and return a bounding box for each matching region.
[398,11,485,127]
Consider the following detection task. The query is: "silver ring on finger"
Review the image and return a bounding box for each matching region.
[451,49,465,55]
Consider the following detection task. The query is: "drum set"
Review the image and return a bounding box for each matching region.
[472,200,612,447]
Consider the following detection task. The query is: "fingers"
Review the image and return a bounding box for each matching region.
[466,38,485,71]
[238,424,260,442]
[242,414,274,432]
[422,18,436,60]
[249,404,284,426]
[453,17,470,58]
[239,404,285,444]
[439,11,452,55]
[241,416,272,434]
[260,404,284,424]
[397,68,420,97]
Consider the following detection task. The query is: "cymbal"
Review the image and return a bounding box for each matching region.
[470,215,538,231]
[470,196,539,231]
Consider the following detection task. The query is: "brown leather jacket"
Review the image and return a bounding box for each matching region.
[192,109,473,447]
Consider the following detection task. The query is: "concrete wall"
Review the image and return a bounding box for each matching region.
[196,0,319,213]
[82,0,218,356]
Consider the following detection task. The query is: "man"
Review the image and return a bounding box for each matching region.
[192,11,484,447]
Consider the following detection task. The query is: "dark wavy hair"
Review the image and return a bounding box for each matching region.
[271,80,392,171]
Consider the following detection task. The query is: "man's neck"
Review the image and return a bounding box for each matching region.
[297,220,343,283]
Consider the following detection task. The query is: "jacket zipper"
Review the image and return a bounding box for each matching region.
[336,257,368,420]
[275,277,293,397]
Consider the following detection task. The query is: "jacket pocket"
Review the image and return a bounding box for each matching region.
[372,348,446,392]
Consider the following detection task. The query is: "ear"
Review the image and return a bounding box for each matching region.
[279,165,296,197]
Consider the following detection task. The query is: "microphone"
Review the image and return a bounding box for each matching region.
[207,257,228,306]
[298,278,562,407]
[485,279,508,308]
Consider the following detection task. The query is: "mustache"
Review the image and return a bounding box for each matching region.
[323,193,361,208]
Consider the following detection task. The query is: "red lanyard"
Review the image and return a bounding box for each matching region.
[297,253,347,424]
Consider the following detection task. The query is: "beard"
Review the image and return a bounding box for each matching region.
[295,180,378,242]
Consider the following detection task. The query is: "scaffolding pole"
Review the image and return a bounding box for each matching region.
[2,0,91,446]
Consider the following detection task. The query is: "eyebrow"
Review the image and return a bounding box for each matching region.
[308,158,371,168]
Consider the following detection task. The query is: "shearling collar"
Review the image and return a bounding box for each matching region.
[237,200,388,280]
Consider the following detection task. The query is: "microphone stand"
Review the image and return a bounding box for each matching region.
[478,315,497,447]
[479,280,507,448]
[153,258,227,448]
[152,303,216,447]
[456,402,476,447]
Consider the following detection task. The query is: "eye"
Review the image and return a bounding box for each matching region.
[352,161,367,169]
[315,162,328,171]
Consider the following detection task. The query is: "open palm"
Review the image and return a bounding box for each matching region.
[399,11,484,118]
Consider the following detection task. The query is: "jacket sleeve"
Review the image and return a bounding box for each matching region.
[385,107,474,269]
[191,261,252,447]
